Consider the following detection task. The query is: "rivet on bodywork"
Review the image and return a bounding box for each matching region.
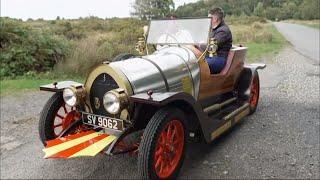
[53,82,58,88]
[147,90,153,99]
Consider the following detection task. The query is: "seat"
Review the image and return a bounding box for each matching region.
[218,51,235,75]
[198,46,247,100]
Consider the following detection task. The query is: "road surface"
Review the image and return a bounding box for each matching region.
[274,22,320,64]
[1,24,319,179]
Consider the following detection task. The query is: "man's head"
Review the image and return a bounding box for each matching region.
[208,7,224,28]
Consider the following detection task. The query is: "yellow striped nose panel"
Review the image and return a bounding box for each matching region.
[43,131,116,159]
[69,136,116,158]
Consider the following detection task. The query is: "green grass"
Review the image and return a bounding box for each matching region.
[246,24,287,62]
[0,79,56,95]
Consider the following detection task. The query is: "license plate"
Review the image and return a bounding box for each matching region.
[82,112,124,131]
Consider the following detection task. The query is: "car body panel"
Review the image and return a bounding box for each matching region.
[130,91,252,143]
[110,46,199,98]
[198,46,246,104]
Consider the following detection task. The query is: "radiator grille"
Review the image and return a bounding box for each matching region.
[89,73,119,115]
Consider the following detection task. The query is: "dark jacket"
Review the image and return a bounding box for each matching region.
[210,21,233,57]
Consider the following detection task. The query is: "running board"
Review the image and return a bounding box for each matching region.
[43,130,116,159]
[204,97,237,114]
[210,103,250,141]
[223,103,250,121]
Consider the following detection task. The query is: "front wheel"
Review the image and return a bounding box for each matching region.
[138,107,187,179]
[38,92,79,146]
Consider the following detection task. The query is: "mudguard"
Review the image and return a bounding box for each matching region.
[244,63,266,70]
[40,81,83,92]
[237,63,266,99]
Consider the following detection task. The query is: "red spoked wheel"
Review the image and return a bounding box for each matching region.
[39,92,83,146]
[248,73,260,114]
[154,120,184,179]
[138,108,187,179]
[52,102,79,137]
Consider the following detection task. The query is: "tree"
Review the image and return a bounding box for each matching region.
[254,2,264,17]
[173,0,320,20]
[299,0,320,20]
[264,7,281,20]
[282,2,298,19]
[131,0,175,20]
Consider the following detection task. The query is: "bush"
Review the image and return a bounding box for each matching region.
[0,17,148,78]
[0,18,70,77]
[55,36,102,76]
[53,21,86,40]
[56,31,142,76]
[54,18,146,77]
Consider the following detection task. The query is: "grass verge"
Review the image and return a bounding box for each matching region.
[0,74,83,96]
[246,24,287,62]
[0,79,57,95]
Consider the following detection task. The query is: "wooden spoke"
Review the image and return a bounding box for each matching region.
[54,123,62,128]
[63,104,68,114]
[56,114,64,119]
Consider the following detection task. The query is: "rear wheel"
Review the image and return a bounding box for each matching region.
[38,92,80,146]
[248,73,260,114]
[138,107,187,179]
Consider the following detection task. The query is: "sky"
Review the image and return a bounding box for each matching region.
[1,0,198,20]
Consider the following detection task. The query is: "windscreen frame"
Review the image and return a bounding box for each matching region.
[146,17,212,45]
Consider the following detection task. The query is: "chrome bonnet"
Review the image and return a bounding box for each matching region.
[109,46,200,99]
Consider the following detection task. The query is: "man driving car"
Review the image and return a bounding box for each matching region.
[202,7,233,74]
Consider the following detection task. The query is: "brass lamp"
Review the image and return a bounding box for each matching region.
[135,37,146,55]
[207,38,218,57]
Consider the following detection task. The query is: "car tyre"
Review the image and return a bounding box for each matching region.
[248,72,260,114]
[138,107,187,179]
[39,92,77,146]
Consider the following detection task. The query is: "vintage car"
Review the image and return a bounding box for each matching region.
[39,18,265,179]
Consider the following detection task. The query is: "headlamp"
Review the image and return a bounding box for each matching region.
[63,88,77,107]
[62,86,85,107]
[103,88,128,115]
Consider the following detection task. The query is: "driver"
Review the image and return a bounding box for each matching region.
[202,7,233,74]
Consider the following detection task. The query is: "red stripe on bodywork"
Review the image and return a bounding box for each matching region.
[46,131,95,148]
[46,134,109,159]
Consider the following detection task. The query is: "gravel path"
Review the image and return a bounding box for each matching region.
[1,47,319,179]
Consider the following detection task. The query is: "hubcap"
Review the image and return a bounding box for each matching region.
[153,120,184,179]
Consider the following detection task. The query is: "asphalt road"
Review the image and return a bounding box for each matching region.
[1,24,319,179]
[274,22,320,64]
